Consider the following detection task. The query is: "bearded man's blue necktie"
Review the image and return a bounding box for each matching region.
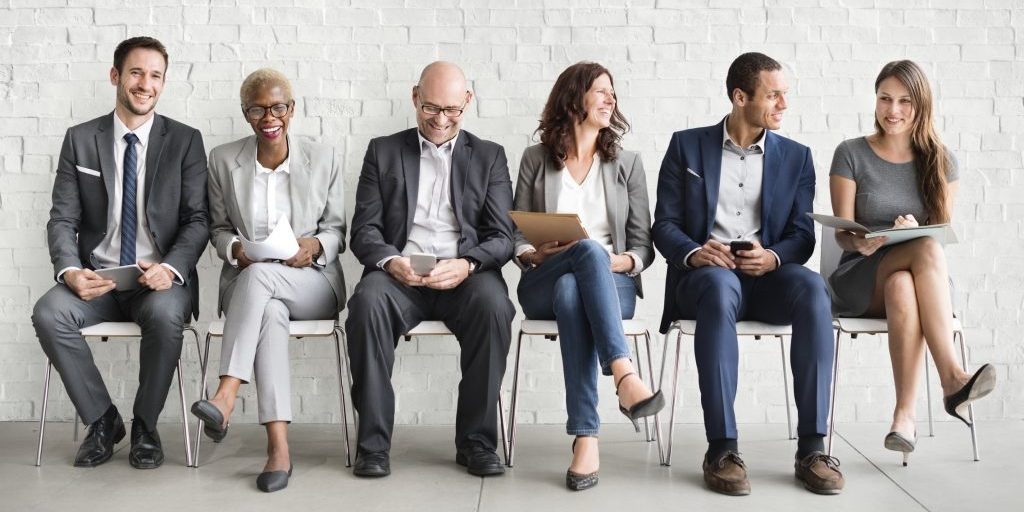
[120,132,139,266]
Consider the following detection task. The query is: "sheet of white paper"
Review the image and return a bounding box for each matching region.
[866,224,957,246]
[239,216,300,261]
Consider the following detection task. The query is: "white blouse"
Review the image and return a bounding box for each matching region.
[556,155,614,253]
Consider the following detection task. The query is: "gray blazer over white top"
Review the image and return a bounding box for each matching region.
[512,143,654,298]
[207,135,346,312]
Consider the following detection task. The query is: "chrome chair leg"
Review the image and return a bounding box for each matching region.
[956,330,980,461]
[506,331,525,467]
[631,334,652,442]
[644,330,665,463]
[924,350,935,437]
[193,332,212,468]
[827,328,841,456]
[333,328,352,467]
[176,358,193,467]
[498,393,508,466]
[35,360,53,467]
[661,324,684,466]
[777,336,795,440]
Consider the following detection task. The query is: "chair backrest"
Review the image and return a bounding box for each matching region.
[819,226,843,297]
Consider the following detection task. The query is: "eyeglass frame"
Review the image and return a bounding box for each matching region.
[242,100,294,121]
[417,99,468,118]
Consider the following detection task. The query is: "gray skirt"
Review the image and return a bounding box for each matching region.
[829,246,956,317]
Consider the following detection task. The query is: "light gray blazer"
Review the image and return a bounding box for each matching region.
[512,143,653,298]
[207,135,346,312]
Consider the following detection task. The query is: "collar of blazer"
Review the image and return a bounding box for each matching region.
[228,134,312,239]
[541,150,629,244]
[96,111,167,209]
[400,127,474,231]
[698,118,784,237]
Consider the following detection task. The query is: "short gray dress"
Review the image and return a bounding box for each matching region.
[828,137,959,317]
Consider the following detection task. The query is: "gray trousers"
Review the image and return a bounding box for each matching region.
[32,283,190,427]
[220,263,337,424]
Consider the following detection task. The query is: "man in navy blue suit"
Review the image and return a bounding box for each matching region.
[653,53,842,496]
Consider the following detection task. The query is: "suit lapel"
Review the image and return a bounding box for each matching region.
[543,156,559,212]
[702,122,725,236]
[96,113,116,204]
[143,115,165,204]
[450,132,471,229]
[286,136,310,231]
[761,131,780,239]
[230,137,258,238]
[401,130,420,231]
[600,157,625,250]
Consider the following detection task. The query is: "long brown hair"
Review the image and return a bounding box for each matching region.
[535,62,630,167]
[874,60,951,224]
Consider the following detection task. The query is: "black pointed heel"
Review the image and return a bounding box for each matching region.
[943,364,997,427]
[615,372,665,432]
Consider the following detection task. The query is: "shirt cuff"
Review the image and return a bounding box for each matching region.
[160,263,185,285]
[514,244,537,270]
[313,234,329,267]
[767,249,781,269]
[623,251,644,276]
[682,247,702,269]
[377,255,399,270]
[56,266,81,283]
[225,237,240,267]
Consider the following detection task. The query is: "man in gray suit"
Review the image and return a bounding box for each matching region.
[346,61,515,478]
[31,37,208,469]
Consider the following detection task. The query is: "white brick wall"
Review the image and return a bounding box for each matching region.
[1,1,1022,429]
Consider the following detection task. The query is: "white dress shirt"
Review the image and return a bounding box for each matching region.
[224,156,294,267]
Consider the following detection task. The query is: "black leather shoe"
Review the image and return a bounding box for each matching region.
[128,419,164,469]
[257,464,293,492]
[456,444,504,477]
[190,400,228,443]
[74,406,125,468]
[944,363,997,426]
[353,451,390,477]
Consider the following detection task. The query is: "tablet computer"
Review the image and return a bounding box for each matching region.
[509,211,589,247]
[95,264,143,291]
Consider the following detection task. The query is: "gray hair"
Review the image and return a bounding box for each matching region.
[239,68,293,106]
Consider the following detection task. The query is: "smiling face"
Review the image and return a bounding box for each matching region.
[244,84,293,145]
[736,69,788,131]
[580,73,615,130]
[875,76,916,137]
[413,63,471,146]
[110,48,165,121]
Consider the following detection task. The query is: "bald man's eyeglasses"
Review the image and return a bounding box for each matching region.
[420,103,466,118]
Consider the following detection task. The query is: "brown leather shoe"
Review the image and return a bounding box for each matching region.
[702,451,751,496]
[795,451,844,495]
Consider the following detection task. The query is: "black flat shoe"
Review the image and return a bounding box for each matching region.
[128,419,164,469]
[256,464,293,493]
[883,431,916,466]
[456,443,504,477]
[353,450,390,477]
[943,364,997,427]
[615,372,666,432]
[190,400,229,442]
[74,405,125,468]
[565,436,599,491]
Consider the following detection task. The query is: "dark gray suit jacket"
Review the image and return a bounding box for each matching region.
[350,128,514,274]
[512,143,654,297]
[46,112,210,318]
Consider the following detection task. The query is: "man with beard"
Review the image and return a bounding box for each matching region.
[346,61,515,478]
[32,37,208,469]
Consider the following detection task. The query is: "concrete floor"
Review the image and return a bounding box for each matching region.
[6,420,1022,511]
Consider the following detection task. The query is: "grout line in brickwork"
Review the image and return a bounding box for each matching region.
[837,430,931,511]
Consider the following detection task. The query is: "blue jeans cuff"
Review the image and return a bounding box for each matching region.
[567,427,600,436]
[600,353,632,376]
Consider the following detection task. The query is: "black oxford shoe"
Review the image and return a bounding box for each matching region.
[456,444,504,477]
[73,406,125,468]
[353,450,390,477]
[128,419,164,469]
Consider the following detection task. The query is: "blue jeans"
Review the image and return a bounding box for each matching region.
[517,240,637,436]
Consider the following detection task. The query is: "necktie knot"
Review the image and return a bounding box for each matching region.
[123,132,139,146]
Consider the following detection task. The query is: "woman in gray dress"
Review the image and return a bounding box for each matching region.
[828,60,995,464]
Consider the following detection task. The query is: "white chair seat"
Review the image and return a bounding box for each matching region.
[206,320,337,337]
[80,322,144,337]
[403,320,451,336]
[519,319,649,336]
[671,319,793,337]
[833,316,963,334]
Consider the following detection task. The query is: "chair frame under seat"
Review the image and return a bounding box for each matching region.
[192,320,352,468]
[505,319,662,468]
[35,322,200,467]
[658,319,796,466]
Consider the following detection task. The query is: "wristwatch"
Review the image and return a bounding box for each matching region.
[463,257,479,274]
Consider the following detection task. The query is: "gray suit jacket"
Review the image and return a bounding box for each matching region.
[512,143,654,297]
[350,128,514,274]
[207,135,346,313]
[46,112,209,319]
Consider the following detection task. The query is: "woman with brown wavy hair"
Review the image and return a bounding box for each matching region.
[828,60,995,465]
[512,62,662,490]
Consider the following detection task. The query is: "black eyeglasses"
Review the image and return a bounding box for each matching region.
[419,103,466,118]
[244,102,292,120]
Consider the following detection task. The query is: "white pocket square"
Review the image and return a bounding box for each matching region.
[685,167,702,178]
[75,165,101,177]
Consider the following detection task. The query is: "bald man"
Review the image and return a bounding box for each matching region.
[346,62,515,477]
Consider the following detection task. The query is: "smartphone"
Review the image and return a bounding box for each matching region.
[409,253,437,276]
[729,240,754,254]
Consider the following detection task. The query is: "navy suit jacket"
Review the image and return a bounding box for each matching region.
[652,118,817,333]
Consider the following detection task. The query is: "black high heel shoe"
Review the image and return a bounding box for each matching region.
[615,372,666,432]
[943,364,997,427]
[883,431,916,467]
[566,436,599,491]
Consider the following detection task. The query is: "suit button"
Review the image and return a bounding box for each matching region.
[740,156,745,160]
